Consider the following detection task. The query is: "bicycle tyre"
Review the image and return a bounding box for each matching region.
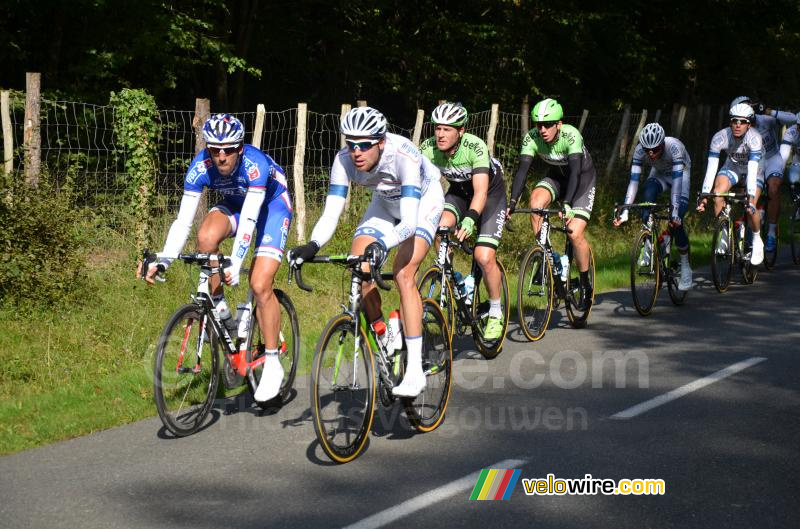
[630,230,660,316]
[739,226,758,285]
[792,205,800,265]
[403,298,453,432]
[417,265,456,342]
[763,226,778,270]
[470,260,510,358]
[711,217,733,293]
[517,246,554,341]
[310,313,376,464]
[666,237,688,306]
[246,289,300,409]
[566,246,595,328]
[153,304,220,437]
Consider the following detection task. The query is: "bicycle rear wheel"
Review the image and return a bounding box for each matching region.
[630,230,660,316]
[311,313,376,464]
[417,265,456,341]
[791,205,800,265]
[711,217,733,293]
[403,299,452,432]
[517,246,554,341]
[666,238,688,306]
[153,304,220,437]
[566,246,595,328]
[470,260,510,358]
[246,289,300,409]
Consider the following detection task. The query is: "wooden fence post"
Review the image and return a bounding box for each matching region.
[293,103,308,243]
[192,98,210,219]
[1,91,12,174]
[487,103,499,156]
[356,100,367,107]
[23,72,41,187]
[521,96,529,136]
[412,108,425,146]
[340,103,352,212]
[252,104,266,149]
[578,109,590,133]
[626,109,648,167]
[606,105,631,178]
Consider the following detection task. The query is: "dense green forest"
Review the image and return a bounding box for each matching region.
[2,0,799,123]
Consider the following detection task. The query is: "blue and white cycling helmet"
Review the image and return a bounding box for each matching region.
[203,113,245,147]
[730,95,751,107]
[639,123,665,149]
[341,107,387,138]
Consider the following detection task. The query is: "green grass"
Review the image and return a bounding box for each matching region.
[0,197,759,455]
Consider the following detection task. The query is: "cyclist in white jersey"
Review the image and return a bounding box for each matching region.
[779,117,800,202]
[730,96,797,252]
[614,123,693,290]
[697,103,765,265]
[288,107,444,398]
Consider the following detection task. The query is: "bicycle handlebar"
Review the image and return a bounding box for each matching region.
[509,207,573,234]
[435,226,474,256]
[697,191,749,203]
[288,253,392,292]
[139,250,232,282]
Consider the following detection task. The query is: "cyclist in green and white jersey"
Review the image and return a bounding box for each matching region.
[420,102,507,340]
[509,98,597,310]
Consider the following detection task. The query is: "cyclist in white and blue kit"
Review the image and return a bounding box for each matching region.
[142,113,292,403]
[697,103,765,265]
[779,117,800,202]
[613,123,693,290]
[289,107,444,398]
[730,96,796,253]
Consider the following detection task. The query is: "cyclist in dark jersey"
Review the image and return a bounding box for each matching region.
[420,102,508,340]
[508,98,596,310]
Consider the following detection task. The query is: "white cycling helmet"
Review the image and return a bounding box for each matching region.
[431,102,468,127]
[639,123,665,149]
[203,113,245,147]
[731,95,751,107]
[340,107,387,138]
[730,103,755,121]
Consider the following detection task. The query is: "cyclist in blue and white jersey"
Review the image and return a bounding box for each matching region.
[779,116,800,202]
[289,107,444,398]
[142,113,292,403]
[613,123,693,290]
[730,96,797,253]
[697,103,765,265]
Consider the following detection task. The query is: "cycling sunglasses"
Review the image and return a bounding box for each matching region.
[730,118,750,125]
[208,145,241,155]
[346,139,381,152]
[535,121,559,129]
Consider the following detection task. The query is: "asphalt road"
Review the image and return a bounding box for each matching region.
[2,256,799,529]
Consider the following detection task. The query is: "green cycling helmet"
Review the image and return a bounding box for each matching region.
[531,98,563,122]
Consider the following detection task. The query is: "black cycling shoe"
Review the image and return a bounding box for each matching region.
[578,285,593,311]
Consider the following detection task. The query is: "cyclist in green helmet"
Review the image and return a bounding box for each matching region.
[420,102,508,340]
[508,98,597,310]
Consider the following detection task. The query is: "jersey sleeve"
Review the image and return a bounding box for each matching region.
[184,153,212,193]
[309,151,351,247]
[520,131,539,157]
[379,147,425,249]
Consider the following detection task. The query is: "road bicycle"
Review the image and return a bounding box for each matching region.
[613,202,688,316]
[416,227,510,358]
[698,192,758,292]
[512,207,595,341]
[141,251,299,436]
[788,184,800,265]
[290,253,451,464]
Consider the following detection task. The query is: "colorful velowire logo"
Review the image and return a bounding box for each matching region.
[469,469,522,500]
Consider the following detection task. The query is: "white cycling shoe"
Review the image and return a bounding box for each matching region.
[750,236,764,266]
[392,369,426,398]
[254,353,284,402]
[678,263,693,291]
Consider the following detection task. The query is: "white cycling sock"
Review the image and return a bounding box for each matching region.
[392,336,426,397]
[489,298,502,319]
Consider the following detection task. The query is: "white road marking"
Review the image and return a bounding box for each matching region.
[610,357,767,420]
[341,458,527,529]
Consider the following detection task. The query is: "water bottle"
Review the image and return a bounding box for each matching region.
[216,299,237,334]
[387,310,403,352]
[463,274,475,305]
[559,254,570,283]
[236,302,251,340]
[658,230,671,257]
[371,320,389,351]
[454,271,465,297]
[552,251,563,278]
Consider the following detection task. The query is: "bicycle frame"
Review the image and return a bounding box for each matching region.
[430,229,484,330]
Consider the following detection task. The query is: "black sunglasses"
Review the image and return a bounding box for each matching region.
[208,145,240,155]
[535,121,558,129]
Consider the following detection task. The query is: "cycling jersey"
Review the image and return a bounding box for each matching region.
[702,127,763,197]
[780,125,800,185]
[754,111,796,157]
[160,145,292,276]
[510,124,597,220]
[624,137,691,219]
[310,132,443,249]
[420,132,504,194]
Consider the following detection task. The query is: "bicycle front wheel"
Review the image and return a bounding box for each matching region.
[630,230,660,316]
[311,313,376,464]
[711,217,733,293]
[666,238,688,306]
[153,304,220,437]
[246,289,300,409]
[403,299,453,432]
[792,205,800,265]
[566,246,595,328]
[417,265,456,341]
[470,260,510,358]
[517,246,554,341]
[738,227,758,285]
